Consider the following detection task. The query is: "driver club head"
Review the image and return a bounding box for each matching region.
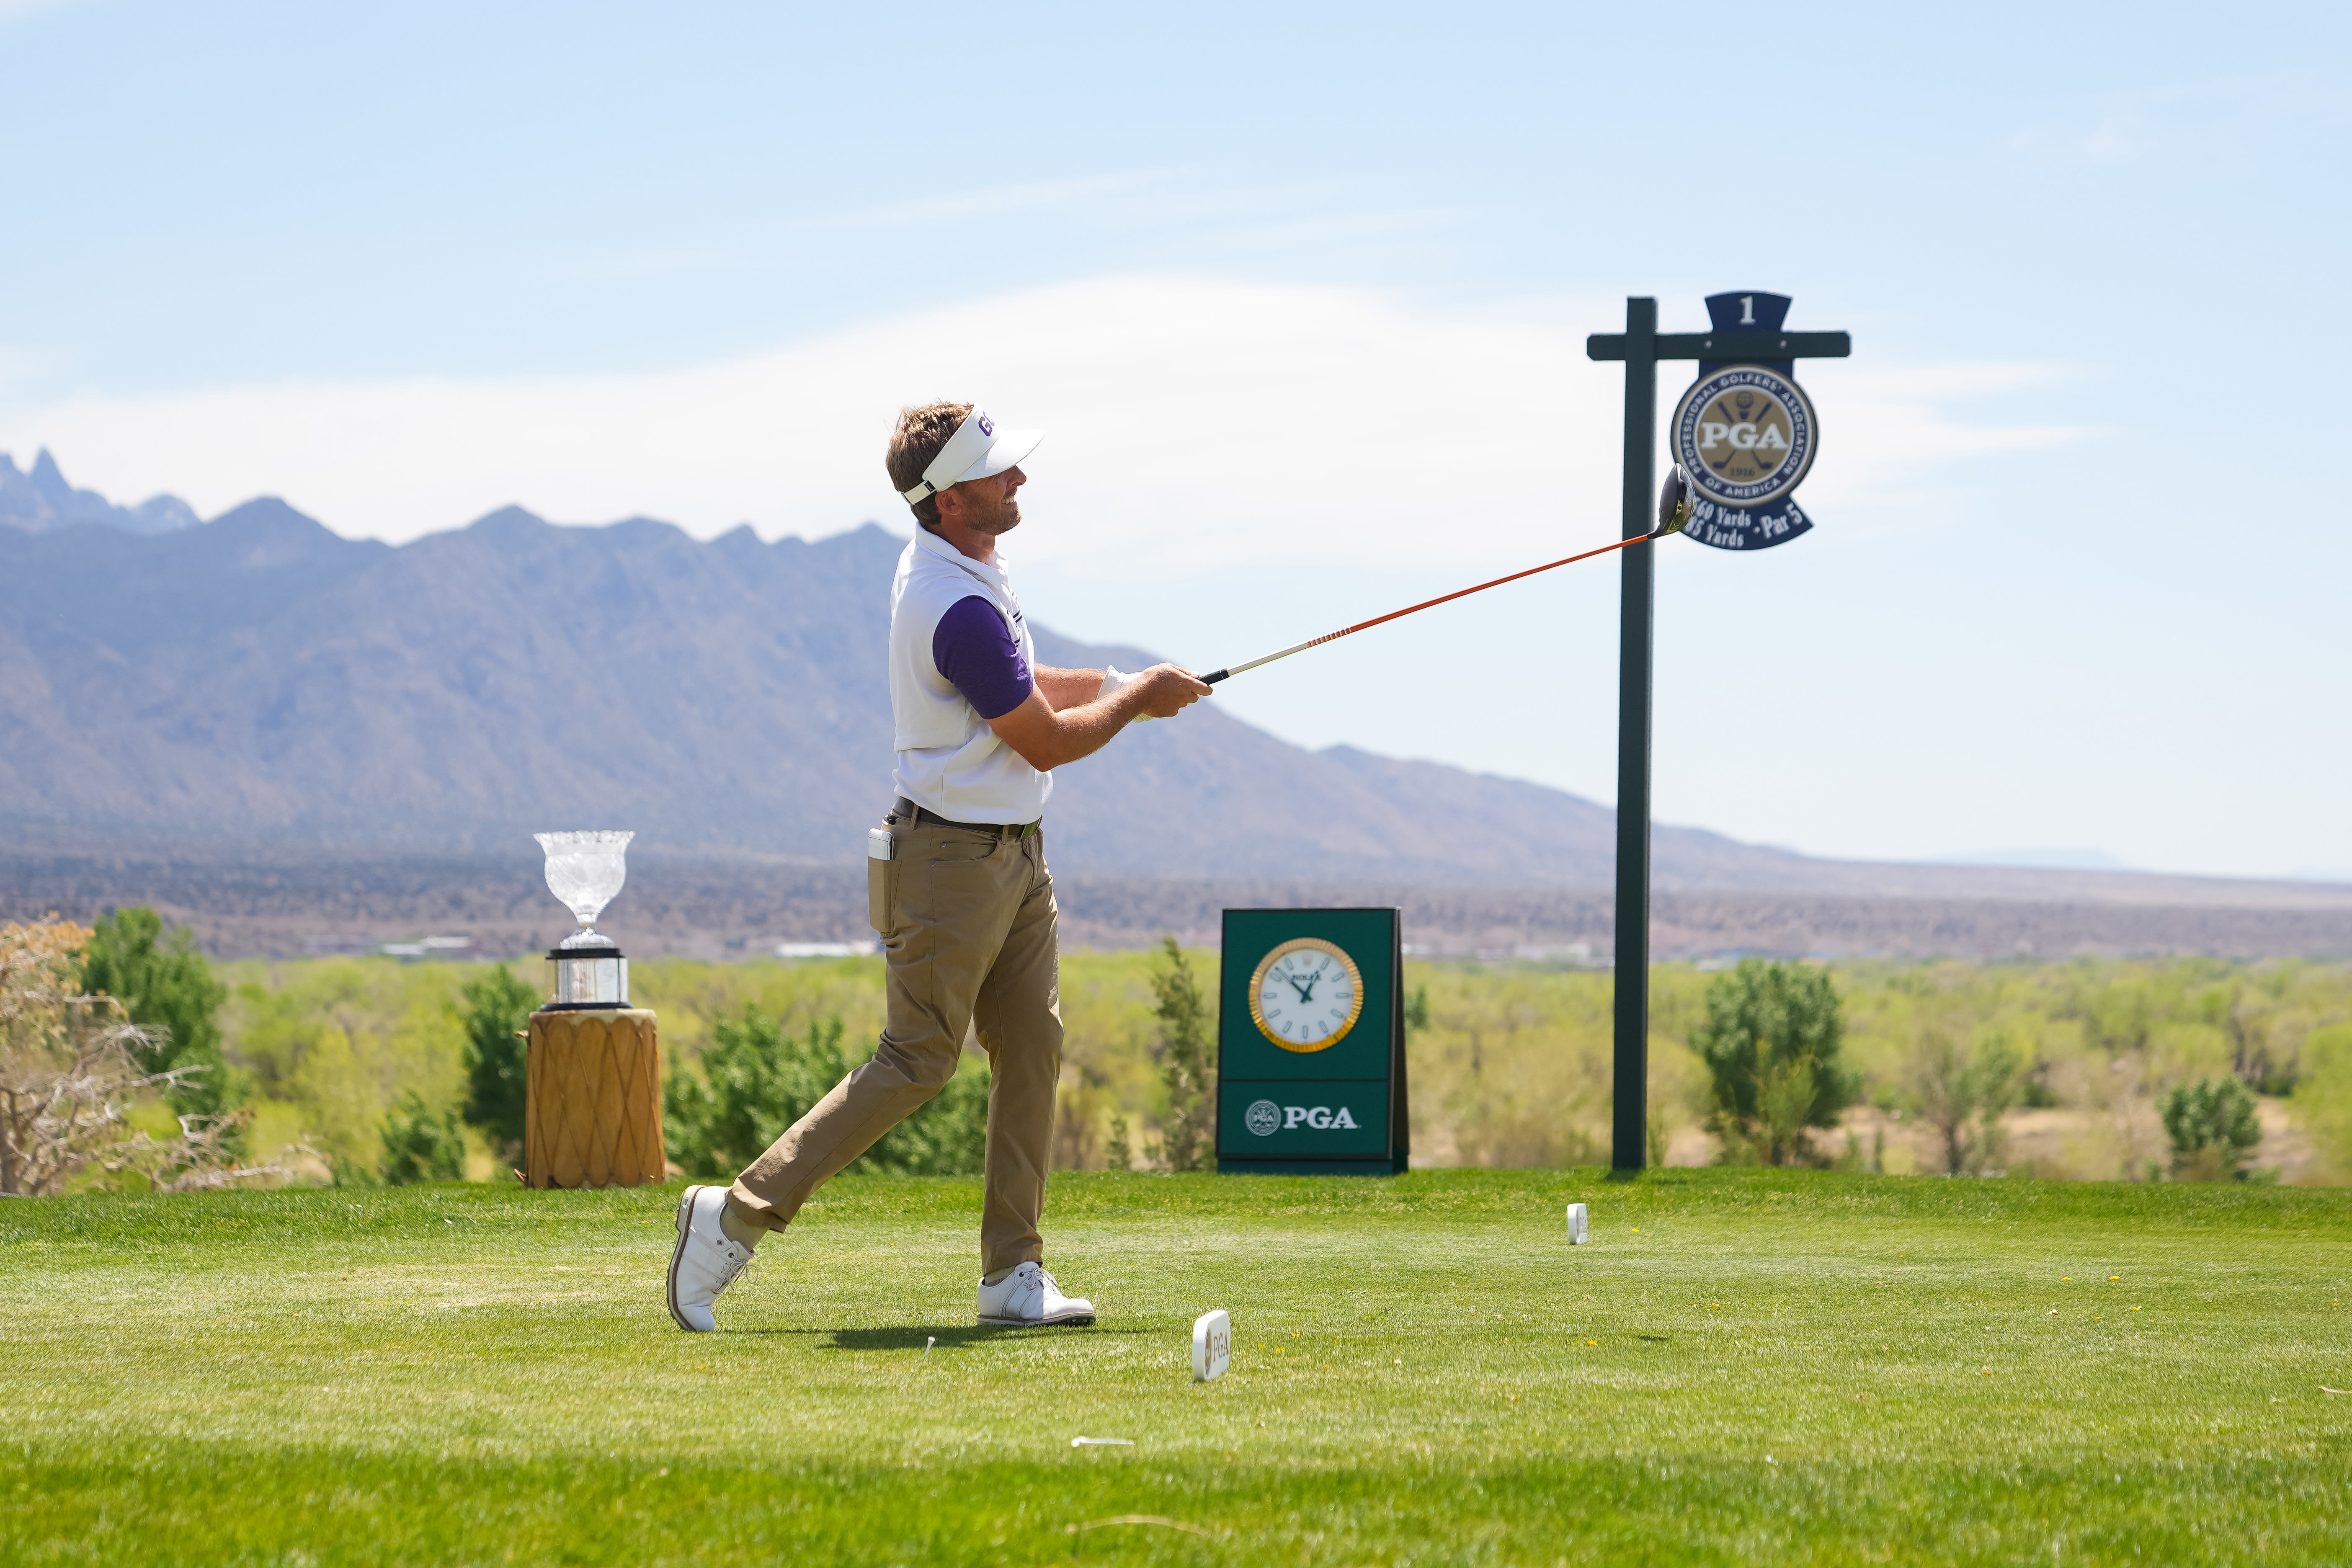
[1653,464,1693,539]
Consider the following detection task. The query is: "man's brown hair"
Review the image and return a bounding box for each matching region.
[885,401,973,530]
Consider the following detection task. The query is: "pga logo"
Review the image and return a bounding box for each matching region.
[1697,415,1790,454]
[1669,364,1817,511]
[1244,1098,1360,1136]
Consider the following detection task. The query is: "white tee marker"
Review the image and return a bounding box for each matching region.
[1192,1308,1232,1382]
[1566,1203,1589,1245]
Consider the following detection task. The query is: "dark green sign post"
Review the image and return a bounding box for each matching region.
[1217,907,1408,1175]
[1586,297,1850,1172]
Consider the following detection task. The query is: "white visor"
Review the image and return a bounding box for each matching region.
[899,407,1043,507]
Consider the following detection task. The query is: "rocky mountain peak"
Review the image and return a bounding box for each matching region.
[0,448,202,536]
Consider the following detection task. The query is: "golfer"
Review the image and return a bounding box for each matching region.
[666,402,1210,1332]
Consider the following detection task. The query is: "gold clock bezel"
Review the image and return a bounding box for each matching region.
[1247,937,1366,1053]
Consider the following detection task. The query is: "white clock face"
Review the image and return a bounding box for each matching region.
[1251,939,1363,1052]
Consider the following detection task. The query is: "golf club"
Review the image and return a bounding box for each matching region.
[1196,464,1694,686]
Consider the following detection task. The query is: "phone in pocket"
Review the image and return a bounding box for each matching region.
[866,826,897,931]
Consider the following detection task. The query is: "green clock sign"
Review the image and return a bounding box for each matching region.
[1217,908,1409,1176]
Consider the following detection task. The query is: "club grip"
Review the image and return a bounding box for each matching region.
[1202,669,1229,684]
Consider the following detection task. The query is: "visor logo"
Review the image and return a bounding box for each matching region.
[976,414,995,437]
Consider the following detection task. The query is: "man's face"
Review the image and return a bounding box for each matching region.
[945,466,1024,536]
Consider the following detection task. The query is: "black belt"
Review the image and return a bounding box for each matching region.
[891,797,1040,839]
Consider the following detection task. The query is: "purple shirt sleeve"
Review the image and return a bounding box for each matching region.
[931,596,1034,721]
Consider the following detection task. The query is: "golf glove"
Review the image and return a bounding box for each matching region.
[1100,664,1152,722]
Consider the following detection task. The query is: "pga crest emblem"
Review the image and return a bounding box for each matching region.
[1244,1099,1361,1135]
[1671,365,1818,509]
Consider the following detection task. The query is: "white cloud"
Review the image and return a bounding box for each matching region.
[0,275,2089,573]
[1791,360,2097,511]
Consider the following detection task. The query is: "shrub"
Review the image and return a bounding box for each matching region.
[2160,1075,2262,1181]
[1149,936,1215,1172]
[5,918,294,1194]
[75,905,242,1142]
[5,920,170,1193]
[869,1068,988,1177]
[2299,1024,2352,1181]
[1692,960,1855,1166]
[379,1091,466,1185]
[664,1006,987,1179]
[458,964,540,1160]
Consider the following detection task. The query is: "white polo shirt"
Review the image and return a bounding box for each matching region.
[887,527,1051,823]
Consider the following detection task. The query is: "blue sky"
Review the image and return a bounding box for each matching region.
[4,1,2347,879]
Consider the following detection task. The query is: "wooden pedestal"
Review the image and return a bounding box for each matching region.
[524,1007,665,1189]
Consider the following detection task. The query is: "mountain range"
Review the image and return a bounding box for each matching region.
[0,449,199,536]
[3,461,2347,913]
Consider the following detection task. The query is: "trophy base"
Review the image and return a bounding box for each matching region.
[545,944,629,1009]
[524,1007,665,1189]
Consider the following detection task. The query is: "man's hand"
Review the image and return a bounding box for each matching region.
[1130,663,1211,718]
[988,663,1211,771]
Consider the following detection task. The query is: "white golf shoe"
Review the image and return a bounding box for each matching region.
[665,1185,754,1332]
[976,1261,1096,1327]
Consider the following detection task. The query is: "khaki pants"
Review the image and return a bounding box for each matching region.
[728,815,1062,1276]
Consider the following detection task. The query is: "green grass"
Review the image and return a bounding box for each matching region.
[5,1170,2350,1565]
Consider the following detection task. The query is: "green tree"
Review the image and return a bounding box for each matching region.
[2160,1076,2262,1181]
[868,1068,988,1176]
[663,1006,987,1179]
[458,964,539,1159]
[74,905,241,1141]
[665,1006,844,1176]
[1149,937,1215,1172]
[379,1091,466,1184]
[1692,959,1855,1166]
[2300,1024,2352,1181]
[1910,1024,2020,1175]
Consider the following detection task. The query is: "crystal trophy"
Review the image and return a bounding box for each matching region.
[535,830,633,1009]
